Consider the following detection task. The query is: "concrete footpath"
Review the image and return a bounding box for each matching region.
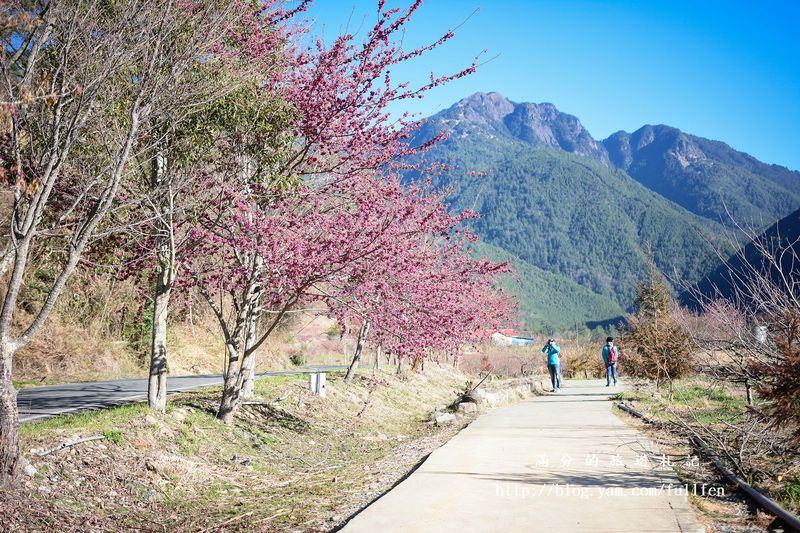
[342,380,704,533]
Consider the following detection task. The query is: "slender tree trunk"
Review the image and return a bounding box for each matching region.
[373,344,382,373]
[0,344,20,485]
[241,304,260,398]
[345,321,370,383]
[240,253,263,398]
[148,268,172,412]
[217,341,242,425]
[215,272,265,424]
[147,140,174,412]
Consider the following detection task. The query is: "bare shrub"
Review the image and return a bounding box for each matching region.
[559,341,605,379]
[684,214,800,438]
[459,344,546,377]
[756,309,800,436]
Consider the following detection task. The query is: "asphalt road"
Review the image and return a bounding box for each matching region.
[16,366,345,423]
[343,380,704,533]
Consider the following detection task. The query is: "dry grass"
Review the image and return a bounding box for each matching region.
[459,339,609,379]
[4,364,476,532]
[616,377,800,527]
[10,275,334,383]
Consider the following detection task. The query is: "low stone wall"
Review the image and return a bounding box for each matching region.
[470,375,550,410]
[434,375,550,424]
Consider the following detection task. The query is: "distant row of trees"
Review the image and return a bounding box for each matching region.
[0,0,513,486]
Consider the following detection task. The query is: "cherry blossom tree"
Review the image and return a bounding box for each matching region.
[108,0,308,411]
[180,0,481,423]
[323,186,515,382]
[186,172,502,421]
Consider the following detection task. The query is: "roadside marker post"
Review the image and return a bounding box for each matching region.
[309,373,327,397]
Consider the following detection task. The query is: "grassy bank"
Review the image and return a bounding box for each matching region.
[615,378,800,530]
[3,366,475,532]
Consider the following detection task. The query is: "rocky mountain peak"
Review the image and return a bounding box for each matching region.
[431,92,611,165]
[603,125,707,171]
[450,92,515,129]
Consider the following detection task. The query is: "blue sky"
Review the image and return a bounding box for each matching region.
[305,0,800,170]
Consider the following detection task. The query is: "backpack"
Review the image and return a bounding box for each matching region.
[608,345,618,364]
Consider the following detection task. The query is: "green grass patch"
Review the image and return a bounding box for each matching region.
[615,378,748,426]
[669,381,746,423]
[20,402,148,438]
[101,428,124,445]
[252,374,305,396]
[670,383,738,406]
[782,479,800,509]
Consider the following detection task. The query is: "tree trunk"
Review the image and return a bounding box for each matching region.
[216,275,263,424]
[241,348,256,398]
[240,253,263,398]
[241,305,260,398]
[345,321,370,383]
[0,345,20,486]
[373,344,382,373]
[217,341,242,425]
[147,139,174,412]
[148,268,171,412]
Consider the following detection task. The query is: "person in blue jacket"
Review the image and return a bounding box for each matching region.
[602,336,619,387]
[541,338,562,392]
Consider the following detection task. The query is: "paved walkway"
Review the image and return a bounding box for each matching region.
[17,366,344,423]
[343,380,704,533]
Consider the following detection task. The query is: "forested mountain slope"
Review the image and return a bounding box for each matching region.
[603,126,800,225]
[423,141,725,306]
[472,241,624,333]
[415,92,799,227]
[685,207,800,306]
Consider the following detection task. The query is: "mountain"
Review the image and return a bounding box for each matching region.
[408,92,800,329]
[603,126,800,225]
[416,92,800,228]
[415,92,609,165]
[685,207,800,306]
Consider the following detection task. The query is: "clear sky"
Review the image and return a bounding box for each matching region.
[305,0,800,170]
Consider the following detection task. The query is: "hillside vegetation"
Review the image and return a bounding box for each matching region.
[419,142,727,306]
[472,241,623,333]
[685,206,800,306]
[604,125,800,225]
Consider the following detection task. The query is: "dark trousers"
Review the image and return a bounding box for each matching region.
[606,362,617,385]
[548,363,562,391]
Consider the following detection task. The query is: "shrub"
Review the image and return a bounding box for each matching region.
[325,322,342,339]
[622,255,693,384]
[755,310,800,440]
[561,342,605,378]
[288,344,308,366]
[102,429,124,445]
